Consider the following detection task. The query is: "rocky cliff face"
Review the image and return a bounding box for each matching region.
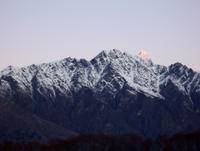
[0,49,200,141]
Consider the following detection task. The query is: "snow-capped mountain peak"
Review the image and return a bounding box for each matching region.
[138,50,151,61]
[0,49,199,102]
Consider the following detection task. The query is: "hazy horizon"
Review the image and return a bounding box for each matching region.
[0,0,199,71]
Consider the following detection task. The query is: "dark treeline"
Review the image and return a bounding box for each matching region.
[1,130,200,151]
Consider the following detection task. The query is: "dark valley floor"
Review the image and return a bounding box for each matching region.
[1,130,200,151]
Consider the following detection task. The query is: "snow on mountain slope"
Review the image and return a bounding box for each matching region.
[90,49,166,98]
[0,49,199,101]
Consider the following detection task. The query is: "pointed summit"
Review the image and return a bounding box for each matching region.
[138,50,151,61]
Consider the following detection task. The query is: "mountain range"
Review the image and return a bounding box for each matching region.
[0,49,200,142]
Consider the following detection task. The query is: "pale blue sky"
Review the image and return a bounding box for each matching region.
[0,0,200,70]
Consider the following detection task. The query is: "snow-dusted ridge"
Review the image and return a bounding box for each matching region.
[0,49,199,101]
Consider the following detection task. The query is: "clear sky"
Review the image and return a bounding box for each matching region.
[0,0,200,71]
